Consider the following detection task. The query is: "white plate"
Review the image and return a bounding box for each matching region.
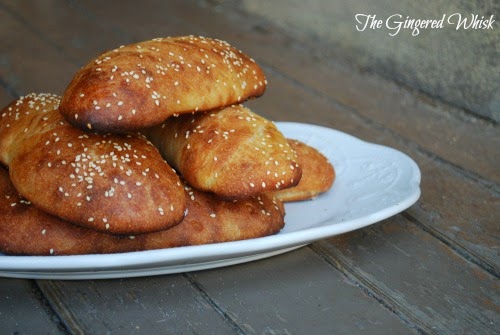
[0,123,421,280]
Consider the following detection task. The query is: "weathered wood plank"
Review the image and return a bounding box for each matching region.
[246,71,500,274]
[0,1,80,96]
[0,278,67,334]
[1,0,133,65]
[310,216,500,335]
[37,275,240,335]
[190,247,417,334]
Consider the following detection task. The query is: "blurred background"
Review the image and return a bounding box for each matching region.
[239,0,499,123]
[1,0,498,122]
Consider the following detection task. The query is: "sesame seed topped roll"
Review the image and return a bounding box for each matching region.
[59,35,267,133]
[142,105,302,199]
[0,167,285,256]
[0,94,186,235]
[271,139,335,202]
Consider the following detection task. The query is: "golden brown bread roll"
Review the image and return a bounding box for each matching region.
[60,36,267,133]
[142,105,302,199]
[271,139,335,202]
[0,167,285,255]
[0,93,186,235]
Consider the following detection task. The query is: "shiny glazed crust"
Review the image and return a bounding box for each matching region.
[143,105,302,199]
[0,94,186,234]
[60,36,267,133]
[271,139,335,202]
[0,167,285,255]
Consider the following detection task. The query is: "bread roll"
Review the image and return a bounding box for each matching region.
[142,105,302,199]
[60,36,267,133]
[0,167,285,255]
[0,93,186,234]
[271,139,335,201]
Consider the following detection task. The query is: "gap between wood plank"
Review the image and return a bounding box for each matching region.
[402,212,500,279]
[183,273,247,335]
[31,280,73,335]
[309,242,427,335]
[36,280,98,335]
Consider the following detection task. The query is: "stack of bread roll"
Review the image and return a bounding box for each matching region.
[0,36,334,255]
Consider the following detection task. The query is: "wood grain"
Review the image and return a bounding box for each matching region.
[248,70,499,274]
[37,276,240,334]
[311,216,500,335]
[0,1,497,335]
[191,247,418,334]
[0,2,78,96]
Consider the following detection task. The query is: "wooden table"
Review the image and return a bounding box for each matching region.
[0,1,498,334]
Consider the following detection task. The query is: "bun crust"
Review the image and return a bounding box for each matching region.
[143,105,302,199]
[0,94,186,234]
[60,36,267,133]
[272,139,334,202]
[0,167,285,255]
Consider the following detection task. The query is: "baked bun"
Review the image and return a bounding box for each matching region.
[0,166,132,255]
[142,105,302,199]
[0,93,186,234]
[271,139,334,201]
[60,36,267,133]
[0,167,285,255]
[143,184,285,251]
